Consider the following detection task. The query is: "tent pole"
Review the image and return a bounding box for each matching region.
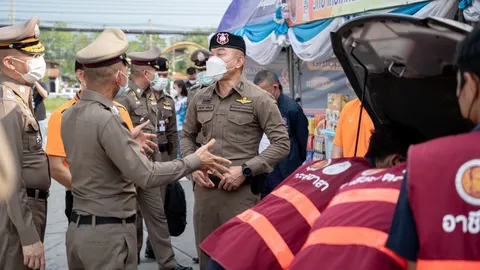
[287,46,295,99]
[296,54,303,107]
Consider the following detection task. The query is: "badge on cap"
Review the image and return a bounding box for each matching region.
[34,24,40,39]
[217,33,229,45]
[165,61,169,69]
[235,96,252,104]
[198,52,206,62]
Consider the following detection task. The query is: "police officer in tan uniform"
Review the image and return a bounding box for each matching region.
[187,49,213,107]
[116,49,190,269]
[180,32,290,270]
[62,28,231,270]
[0,17,50,270]
[152,57,177,162]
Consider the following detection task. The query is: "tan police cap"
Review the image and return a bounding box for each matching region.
[190,49,209,70]
[76,28,128,68]
[0,17,45,55]
[128,47,161,68]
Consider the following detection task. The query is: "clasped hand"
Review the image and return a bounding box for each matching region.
[192,140,246,191]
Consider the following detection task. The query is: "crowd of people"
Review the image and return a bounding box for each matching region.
[0,14,479,270]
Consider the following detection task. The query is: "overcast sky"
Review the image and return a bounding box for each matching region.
[0,0,232,31]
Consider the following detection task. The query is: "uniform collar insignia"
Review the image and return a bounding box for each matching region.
[163,100,171,106]
[6,89,15,100]
[235,81,244,92]
[236,96,252,104]
[148,96,154,101]
[111,105,119,115]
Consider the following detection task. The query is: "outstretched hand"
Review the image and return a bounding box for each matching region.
[132,120,157,154]
[195,139,232,176]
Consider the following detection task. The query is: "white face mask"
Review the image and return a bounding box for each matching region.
[189,80,197,84]
[197,71,214,86]
[206,56,237,81]
[116,71,129,97]
[12,56,46,84]
[154,77,169,92]
[147,71,168,92]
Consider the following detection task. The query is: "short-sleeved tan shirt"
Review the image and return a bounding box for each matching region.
[180,75,290,176]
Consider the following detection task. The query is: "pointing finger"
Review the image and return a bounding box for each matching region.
[212,155,231,165]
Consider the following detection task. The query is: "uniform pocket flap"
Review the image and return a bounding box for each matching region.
[25,119,39,132]
[133,106,148,116]
[162,109,173,117]
[227,108,254,126]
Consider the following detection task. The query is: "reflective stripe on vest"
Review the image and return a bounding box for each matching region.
[271,185,321,226]
[417,260,480,270]
[301,188,405,267]
[302,226,407,268]
[237,209,295,269]
[328,188,400,208]
[235,185,321,269]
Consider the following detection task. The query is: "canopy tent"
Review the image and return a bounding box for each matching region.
[217,0,471,65]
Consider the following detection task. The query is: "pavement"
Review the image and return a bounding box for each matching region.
[44,178,200,270]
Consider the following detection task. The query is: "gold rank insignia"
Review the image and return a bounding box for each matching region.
[236,96,252,104]
[149,96,154,101]
[163,101,171,106]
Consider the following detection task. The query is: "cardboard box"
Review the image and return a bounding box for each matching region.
[327,93,349,111]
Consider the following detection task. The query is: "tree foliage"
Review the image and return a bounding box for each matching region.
[40,23,210,79]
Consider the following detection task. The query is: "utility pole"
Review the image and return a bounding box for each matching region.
[9,0,14,24]
[148,19,153,49]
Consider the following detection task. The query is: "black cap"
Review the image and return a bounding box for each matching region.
[156,57,169,72]
[75,61,84,72]
[209,32,246,55]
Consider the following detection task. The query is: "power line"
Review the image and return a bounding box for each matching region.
[0,23,213,35]
[0,9,223,16]
[5,0,230,4]
[0,6,227,13]
[0,18,205,29]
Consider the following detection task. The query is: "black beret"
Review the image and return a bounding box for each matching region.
[156,57,169,72]
[209,32,246,55]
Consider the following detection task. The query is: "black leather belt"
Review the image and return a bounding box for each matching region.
[208,174,251,188]
[26,188,49,200]
[71,212,136,225]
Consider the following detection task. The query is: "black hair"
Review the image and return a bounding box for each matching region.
[174,80,188,97]
[365,124,426,161]
[457,26,480,88]
[186,67,197,75]
[254,69,283,92]
[74,61,84,72]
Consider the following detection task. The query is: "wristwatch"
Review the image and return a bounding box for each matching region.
[242,163,252,177]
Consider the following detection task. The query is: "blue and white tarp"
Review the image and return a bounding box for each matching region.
[220,0,459,65]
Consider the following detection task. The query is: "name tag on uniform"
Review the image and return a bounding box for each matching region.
[152,101,157,106]
[163,106,172,110]
[159,120,166,132]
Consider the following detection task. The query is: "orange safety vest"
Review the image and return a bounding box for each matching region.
[290,163,408,270]
[409,132,480,270]
[200,158,373,270]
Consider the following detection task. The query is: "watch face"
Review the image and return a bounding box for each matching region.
[243,166,252,176]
